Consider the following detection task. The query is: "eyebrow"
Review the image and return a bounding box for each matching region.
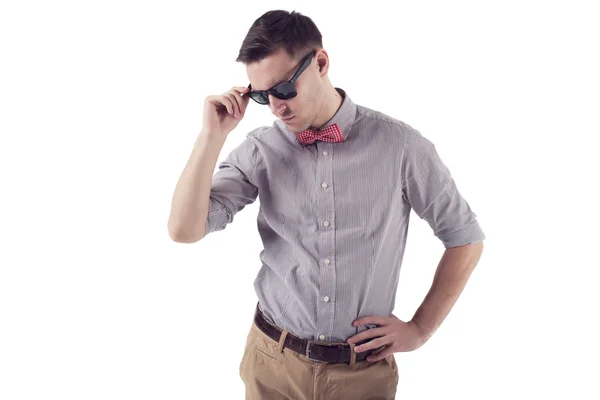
[267,71,293,89]
[253,75,289,92]
[265,58,302,89]
[253,55,306,91]
[269,77,288,87]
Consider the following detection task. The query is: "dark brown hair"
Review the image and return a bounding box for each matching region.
[236,10,323,64]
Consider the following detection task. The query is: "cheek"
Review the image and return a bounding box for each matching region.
[298,96,314,112]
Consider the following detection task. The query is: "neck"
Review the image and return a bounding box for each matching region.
[311,85,343,129]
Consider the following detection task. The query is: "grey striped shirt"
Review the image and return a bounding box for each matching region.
[205,88,486,342]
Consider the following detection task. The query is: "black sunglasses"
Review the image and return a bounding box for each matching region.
[247,50,316,105]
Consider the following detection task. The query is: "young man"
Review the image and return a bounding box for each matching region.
[168,9,486,400]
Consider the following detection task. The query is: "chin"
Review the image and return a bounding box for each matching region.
[286,119,301,130]
[294,124,309,133]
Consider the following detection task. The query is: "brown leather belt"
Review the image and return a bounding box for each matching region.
[253,302,384,364]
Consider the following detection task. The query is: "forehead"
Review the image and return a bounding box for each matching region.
[246,48,300,91]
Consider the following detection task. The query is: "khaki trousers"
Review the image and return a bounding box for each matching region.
[239,319,399,399]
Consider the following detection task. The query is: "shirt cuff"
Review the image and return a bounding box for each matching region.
[439,220,486,248]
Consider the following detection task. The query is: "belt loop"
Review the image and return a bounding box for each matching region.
[277,329,289,353]
[349,343,357,367]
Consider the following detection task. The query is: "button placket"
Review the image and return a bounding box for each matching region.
[314,142,336,342]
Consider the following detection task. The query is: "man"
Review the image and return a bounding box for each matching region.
[168,9,485,400]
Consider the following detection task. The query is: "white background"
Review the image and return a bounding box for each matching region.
[1,0,599,399]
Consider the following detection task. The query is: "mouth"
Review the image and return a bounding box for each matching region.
[281,115,295,122]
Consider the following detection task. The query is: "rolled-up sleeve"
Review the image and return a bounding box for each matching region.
[204,133,260,237]
[401,129,486,248]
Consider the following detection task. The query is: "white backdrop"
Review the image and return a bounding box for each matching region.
[1,1,599,399]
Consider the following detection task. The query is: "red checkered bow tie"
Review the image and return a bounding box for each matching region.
[295,123,344,145]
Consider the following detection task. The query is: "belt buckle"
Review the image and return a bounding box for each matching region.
[305,340,322,362]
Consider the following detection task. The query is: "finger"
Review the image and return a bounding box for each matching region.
[366,347,394,363]
[232,86,251,103]
[241,88,251,103]
[217,95,234,115]
[232,86,251,94]
[206,95,229,114]
[207,95,233,115]
[346,326,386,344]
[354,337,388,353]
[353,316,390,327]
[228,90,245,116]
[237,88,250,107]
[223,93,240,117]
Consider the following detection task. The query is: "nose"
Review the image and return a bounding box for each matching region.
[269,94,287,115]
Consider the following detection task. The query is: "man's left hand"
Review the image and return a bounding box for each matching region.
[346,314,426,362]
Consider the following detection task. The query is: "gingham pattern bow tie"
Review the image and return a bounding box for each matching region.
[295,123,344,145]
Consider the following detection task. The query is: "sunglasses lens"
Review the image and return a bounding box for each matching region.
[250,92,269,104]
[272,82,297,99]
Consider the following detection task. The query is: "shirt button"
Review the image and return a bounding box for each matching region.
[319,334,325,341]
[324,296,329,302]
[323,151,328,156]
[323,220,330,227]
[323,258,330,265]
[321,182,328,189]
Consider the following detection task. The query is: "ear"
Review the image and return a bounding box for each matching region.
[316,51,329,76]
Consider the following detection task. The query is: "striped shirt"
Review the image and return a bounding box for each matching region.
[204,88,486,342]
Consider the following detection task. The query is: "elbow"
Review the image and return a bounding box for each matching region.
[169,231,203,243]
[167,220,205,243]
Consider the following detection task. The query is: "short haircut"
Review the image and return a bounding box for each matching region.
[236,10,323,64]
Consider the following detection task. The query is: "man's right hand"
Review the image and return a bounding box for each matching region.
[202,86,250,138]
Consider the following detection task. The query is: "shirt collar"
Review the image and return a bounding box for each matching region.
[276,87,357,143]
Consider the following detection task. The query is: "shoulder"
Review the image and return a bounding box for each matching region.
[237,125,273,157]
[354,104,424,143]
[245,125,273,142]
[239,124,287,170]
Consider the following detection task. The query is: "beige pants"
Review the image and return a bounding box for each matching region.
[239,319,399,399]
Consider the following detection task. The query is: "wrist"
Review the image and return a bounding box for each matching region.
[196,129,227,144]
[408,319,431,343]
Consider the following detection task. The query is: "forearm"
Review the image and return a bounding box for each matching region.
[167,131,226,242]
[410,241,484,342]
